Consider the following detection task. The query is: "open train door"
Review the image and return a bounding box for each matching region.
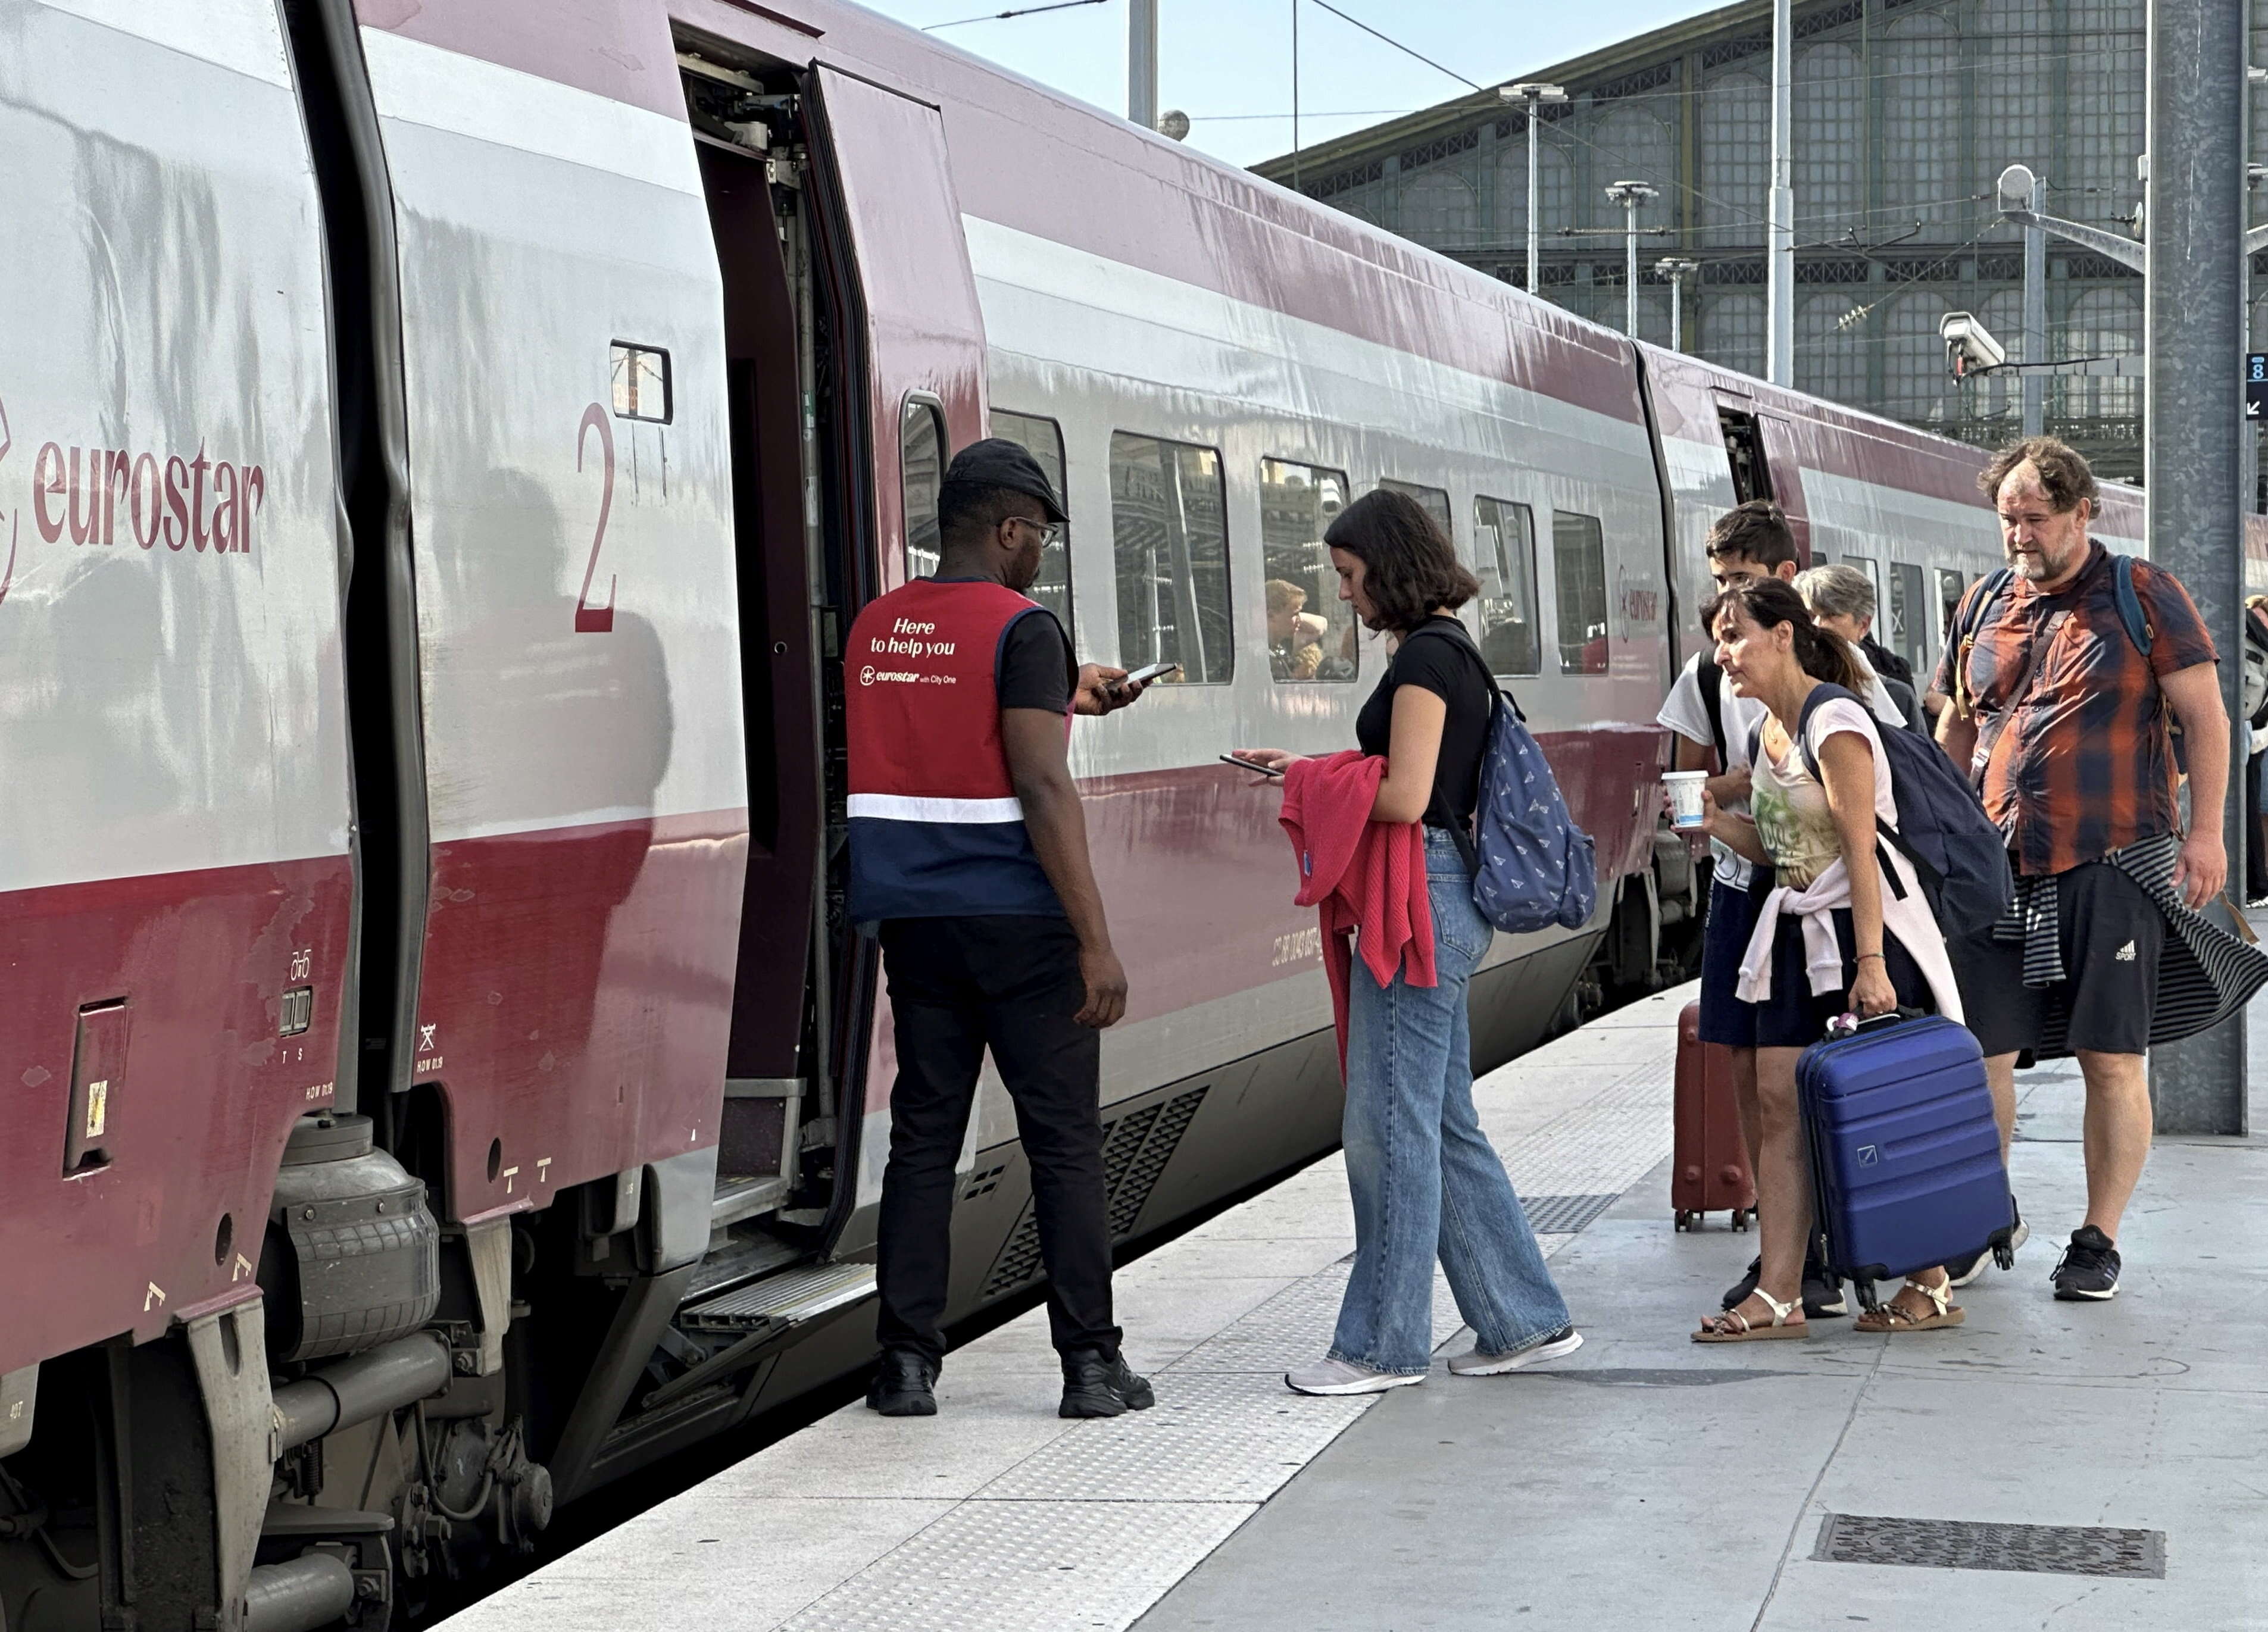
[802,66,989,1254]
[1755,412,1814,566]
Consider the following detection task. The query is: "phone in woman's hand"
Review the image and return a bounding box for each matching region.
[1220,753,1285,778]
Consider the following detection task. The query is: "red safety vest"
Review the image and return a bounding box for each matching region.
[844,578,1066,921]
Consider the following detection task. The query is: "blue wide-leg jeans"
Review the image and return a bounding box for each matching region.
[1328,828,1573,1374]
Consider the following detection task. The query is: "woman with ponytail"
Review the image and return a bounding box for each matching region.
[1691,577,1967,1342]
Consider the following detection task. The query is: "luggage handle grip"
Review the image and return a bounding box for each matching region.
[1823,1006,1926,1040]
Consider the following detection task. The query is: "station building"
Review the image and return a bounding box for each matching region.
[1248,0,2267,483]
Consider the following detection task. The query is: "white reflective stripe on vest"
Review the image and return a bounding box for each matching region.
[846,793,1028,823]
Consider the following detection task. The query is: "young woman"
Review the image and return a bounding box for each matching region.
[1694,577,1966,1341]
[1238,490,1578,1393]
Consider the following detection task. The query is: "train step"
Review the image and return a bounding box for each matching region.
[677,1261,877,1336]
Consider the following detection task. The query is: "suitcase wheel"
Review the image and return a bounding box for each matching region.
[1853,1278,1879,1314]
[1674,1210,1695,1231]
[1731,1208,1752,1232]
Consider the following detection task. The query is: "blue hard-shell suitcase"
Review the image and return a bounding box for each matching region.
[1796,1011,2016,1312]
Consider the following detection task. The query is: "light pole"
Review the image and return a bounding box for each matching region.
[1129,0,1157,130]
[1655,257,1699,353]
[1605,180,1660,337]
[1502,82,1568,296]
[1766,0,1794,384]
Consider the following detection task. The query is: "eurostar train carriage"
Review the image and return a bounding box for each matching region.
[0,3,2132,1627]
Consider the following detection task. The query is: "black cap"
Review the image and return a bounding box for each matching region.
[940,437,1068,524]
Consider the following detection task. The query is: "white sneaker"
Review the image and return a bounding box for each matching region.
[1283,1358,1426,1396]
[1448,1327,1583,1375]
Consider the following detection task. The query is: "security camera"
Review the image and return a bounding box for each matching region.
[1939,311,2007,376]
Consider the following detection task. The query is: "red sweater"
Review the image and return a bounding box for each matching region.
[1279,751,1437,1076]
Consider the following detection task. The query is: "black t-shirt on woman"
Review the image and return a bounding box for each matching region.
[1354,615,1494,830]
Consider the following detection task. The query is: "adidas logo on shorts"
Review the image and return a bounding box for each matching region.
[2115,940,2137,962]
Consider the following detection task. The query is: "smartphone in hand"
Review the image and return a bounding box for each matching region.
[1120,661,1180,688]
[1220,753,1284,778]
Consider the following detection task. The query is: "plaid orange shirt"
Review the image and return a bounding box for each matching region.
[1932,542,2217,878]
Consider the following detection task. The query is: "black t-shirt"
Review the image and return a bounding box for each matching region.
[1355,617,1494,830]
[997,606,1076,714]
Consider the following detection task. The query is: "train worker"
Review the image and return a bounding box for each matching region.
[1794,564,1934,742]
[845,437,1158,1421]
[1238,490,1581,1394]
[1691,577,1965,1339]
[1658,503,1910,1325]
[1935,437,2268,1302]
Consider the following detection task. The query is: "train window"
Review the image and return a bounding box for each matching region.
[1262,458,1355,682]
[1379,479,1453,540]
[1110,432,1232,683]
[1552,511,1610,674]
[1937,568,1966,645]
[1472,495,1541,677]
[901,398,948,580]
[1890,561,1928,671]
[992,409,1073,634]
[610,342,671,423]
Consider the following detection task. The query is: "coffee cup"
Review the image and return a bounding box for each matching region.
[1663,770,1708,830]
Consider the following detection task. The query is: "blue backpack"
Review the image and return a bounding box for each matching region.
[1763,682,2013,940]
[1411,627,1598,934]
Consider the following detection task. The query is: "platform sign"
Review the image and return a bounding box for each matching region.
[2248,353,2268,419]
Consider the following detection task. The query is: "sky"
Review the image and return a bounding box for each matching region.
[860,0,1720,169]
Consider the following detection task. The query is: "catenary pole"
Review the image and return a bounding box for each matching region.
[1507,84,1566,297]
[1129,0,1157,130]
[1766,0,1794,385]
[2023,172,2047,438]
[2145,0,2247,1136]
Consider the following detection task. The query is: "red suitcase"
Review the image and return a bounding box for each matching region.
[1673,1000,1757,1230]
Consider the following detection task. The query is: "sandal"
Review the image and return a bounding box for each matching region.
[1853,1275,1965,1333]
[1694,1286,1811,1342]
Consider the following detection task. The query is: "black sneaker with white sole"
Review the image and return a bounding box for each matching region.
[2053,1225,2120,1300]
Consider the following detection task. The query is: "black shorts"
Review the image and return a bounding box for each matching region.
[1949,861,2164,1059]
[1697,873,1765,1048]
[1749,907,1935,1051]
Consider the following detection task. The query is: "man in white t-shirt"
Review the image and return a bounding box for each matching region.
[1657,502,1908,1320]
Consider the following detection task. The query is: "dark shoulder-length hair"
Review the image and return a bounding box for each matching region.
[1702,575,1864,694]
[1322,489,1480,634]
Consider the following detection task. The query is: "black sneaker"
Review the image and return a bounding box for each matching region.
[2053,1226,2120,1301]
[1722,1255,1844,1318]
[865,1348,938,1416]
[1059,1349,1155,1418]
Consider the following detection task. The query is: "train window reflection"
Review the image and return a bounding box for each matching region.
[1936,567,1965,645]
[1472,496,1539,677]
[901,398,947,581]
[1110,432,1232,683]
[1552,511,1609,674]
[1890,561,1928,670]
[1378,479,1452,540]
[1262,458,1354,683]
[991,408,1073,636]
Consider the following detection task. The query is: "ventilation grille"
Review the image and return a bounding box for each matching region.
[1813,1515,2166,1580]
[979,1086,1209,1298]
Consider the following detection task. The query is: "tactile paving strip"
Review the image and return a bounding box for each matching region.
[1493,1065,1676,1202]
[1166,1265,1463,1374]
[978,1373,1369,1503]
[1812,1514,2167,1579]
[777,1499,1255,1632]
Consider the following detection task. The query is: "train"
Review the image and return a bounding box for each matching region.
[0,2,2134,1629]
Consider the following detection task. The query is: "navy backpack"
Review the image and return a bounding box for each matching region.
[1761,682,2012,940]
[1411,627,1598,934]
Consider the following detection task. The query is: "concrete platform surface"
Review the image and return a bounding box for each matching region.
[436,981,2268,1632]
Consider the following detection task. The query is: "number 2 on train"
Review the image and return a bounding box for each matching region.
[575,402,616,633]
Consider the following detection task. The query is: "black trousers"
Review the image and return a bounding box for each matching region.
[874,915,1119,1367]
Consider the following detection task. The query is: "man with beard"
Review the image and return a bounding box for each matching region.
[1936,437,2268,1302]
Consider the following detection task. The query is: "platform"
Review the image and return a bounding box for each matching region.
[439,983,2268,1632]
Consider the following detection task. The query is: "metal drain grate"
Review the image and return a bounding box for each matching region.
[1519,1193,1620,1234]
[1813,1514,2166,1579]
